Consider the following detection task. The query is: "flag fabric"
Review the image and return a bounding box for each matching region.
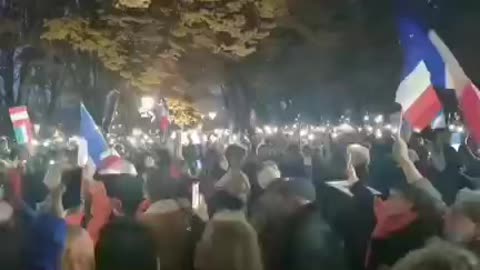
[9,106,34,145]
[395,2,455,131]
[429,31,480,147]
[80,103,137,176]
[431,112,447,130]
[80,103,110,166]
[395,61,442,131]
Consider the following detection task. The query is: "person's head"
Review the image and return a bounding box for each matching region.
[302,145,312,157]
[386,182,443,228]
[265,178,316,215]
[348,144,370,180]
[62,226,94,270]
[95,218,158,270]
[392,240,478,270]
[225,144,247,170]
[315,144,349,181]
[102,174,144,217]
[257,144,270,161]
[143,168,179,202]
[445,189,480,244]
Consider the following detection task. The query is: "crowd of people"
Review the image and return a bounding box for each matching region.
[1,127,480,270]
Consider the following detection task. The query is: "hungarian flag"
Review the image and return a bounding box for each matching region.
[9,106,33,145]
[429,31,480,148]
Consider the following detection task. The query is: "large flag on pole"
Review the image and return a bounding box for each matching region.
[429,31,480,147]
[80,103,109,166]
[394,1,454,131]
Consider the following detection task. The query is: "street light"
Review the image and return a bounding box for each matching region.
[208,112,217,120]
[140,96,155,112]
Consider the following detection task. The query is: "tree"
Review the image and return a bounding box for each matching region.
[38,0,288,127]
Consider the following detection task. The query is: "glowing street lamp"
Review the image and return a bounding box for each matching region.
[374,115,384,124]
[208,112,217,120]
[140,96,155,112]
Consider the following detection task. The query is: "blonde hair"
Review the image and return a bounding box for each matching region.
[62,226,95,270]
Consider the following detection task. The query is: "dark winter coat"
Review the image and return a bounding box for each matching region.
[282,203,350,270]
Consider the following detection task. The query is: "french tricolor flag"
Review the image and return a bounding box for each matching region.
[395,12,452,131]
[429,31,480,148]
[395,61,442,131]
[80,103,137,176]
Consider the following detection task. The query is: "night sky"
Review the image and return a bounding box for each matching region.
[241,0,480,123]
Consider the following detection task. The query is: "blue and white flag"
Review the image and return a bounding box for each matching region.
[80,103,109,166]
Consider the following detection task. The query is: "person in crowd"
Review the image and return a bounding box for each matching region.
[347,143,370,181]
[313,146,375,270]
[138,168,196,270]
[302,145,313,178]
[425,129,473,205]
[62,226,95,270]
[95,218,158,270]
[280,144,307,178]
[355,135,444,270]
[250,177,348,270]
[195,190,263,270]
[444,189,480,256]
[215,144,250,203]
[458,144,480,188]
[246,160,281,215]
[392,240,479,270]
[23,166,68,270]
[0,200,23,270]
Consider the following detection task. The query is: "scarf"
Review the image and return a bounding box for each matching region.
[365,198,418,268]
[372,198,418,239]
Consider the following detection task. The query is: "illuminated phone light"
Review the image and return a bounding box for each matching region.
[374,115,384,124]
[132,128,142,137]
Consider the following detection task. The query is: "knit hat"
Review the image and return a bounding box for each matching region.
[452,189,480,224]
[257,161,281,189]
